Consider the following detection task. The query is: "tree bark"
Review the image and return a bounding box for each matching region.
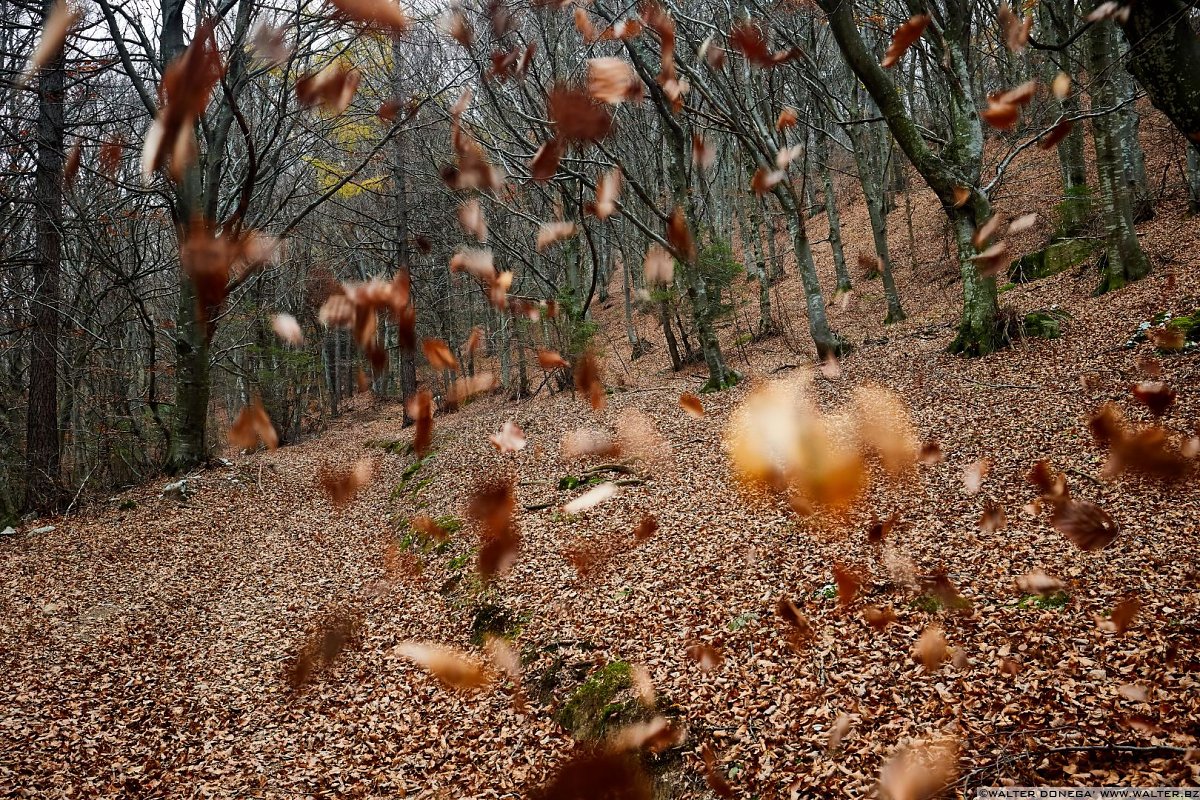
[1117,0,1200,156]
[25,0,67,512]
[821,0,992,352]
[1089,8,1152,293]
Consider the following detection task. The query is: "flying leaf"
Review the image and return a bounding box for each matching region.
[686,642,723,673]
[21,1,81,87]
[863,605,898,631]
[574,352,605,410]
[962,459,990,495]
[142,21,225,183]
[879,739,959,800]
[644,244,674,285]
[1051,500,1119,551]
[318,458,372,507]
[469,479,519,580]
[913,625,948,671]
[547,85,613,143]
[881,14,930,68]
[562,482,619,515]
[1131,381,1176,416]
[296,62,360,116]
[458,198,487,242]
[537,349,570,370]
[679,393,704,418]
[536,221,578,252]
[593,168,622,220]
[587,57,642,105]
[422,338,458,371]
[328,0,410,35]
[1015,568,1064,596]
[406,388,434,456]
[489,420,527,453]
[833,562,863,607]
[393,642,490,690]
[529,138,564,181]
[229,396,279,451]
[729,19,801,68]
[667,206,695,261]
[633,515,659,542]
[272,313,304,345]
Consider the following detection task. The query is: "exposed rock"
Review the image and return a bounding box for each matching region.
[1009,239,1096,283]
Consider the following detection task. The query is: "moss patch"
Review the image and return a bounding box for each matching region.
[1009,239,1096,284]
[555,660,643,741]
[1022,309,1070,339]
[469,602,525,645]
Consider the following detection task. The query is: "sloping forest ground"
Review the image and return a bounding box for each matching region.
[2,119,1199,798]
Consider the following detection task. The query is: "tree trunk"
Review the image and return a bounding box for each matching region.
[1089,9,1152,293]
[1188,146,1200,214]
[25,0,66,512]
[818,137,852,293]
[1117,0,1200,156]
[776,189,849,358]
[660,299,682,371]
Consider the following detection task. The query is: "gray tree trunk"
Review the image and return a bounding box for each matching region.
[1089,8,1152,293]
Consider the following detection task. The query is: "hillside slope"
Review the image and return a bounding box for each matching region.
[2,122,1199,797]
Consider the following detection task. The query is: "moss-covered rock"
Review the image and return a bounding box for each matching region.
[469,602,524,645]
[1009,239,1097,283]
[555,660,642,741]
[1022,309,1070,339]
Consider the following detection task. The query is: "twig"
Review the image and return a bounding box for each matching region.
[64,467,95,518]
[1065,466,1102,486]
[582,463,636,476]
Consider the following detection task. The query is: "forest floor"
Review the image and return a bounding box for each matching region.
[3,130,1200,798]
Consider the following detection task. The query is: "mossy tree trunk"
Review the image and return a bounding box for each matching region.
[1038,0,1092,236]
[1088,9,1152,294]
[822,0,989,350]
[738,191,774,336]
[624,36,736,391]
[1116,0,1200,157]
[814,123,852,294]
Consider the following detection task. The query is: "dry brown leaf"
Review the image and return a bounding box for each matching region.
[406,388,434,456]
[394,642,490,691]
[1015,569,1063,597]
[864,605,898,631]
[469,479,519,580]
[489,420,527,453]
[1051,499,1119,550]
[679,393,704,418]
[879,739,959,800]
[458,198,487,242]
[271,313,304,345]
[22,1,81,87]
[644,245,674,285]
[593,168,622,220]
[562,482,618,515]
[913,625,948,671]
[228,396,279,451]
[685,642,723,673]
[881,14,930,68]
[587,57,641,105]
[536,221,578,252]
[963,459,990,495]
[422,338,459,371]
[318,458,372,507]
[328,0,411,35]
